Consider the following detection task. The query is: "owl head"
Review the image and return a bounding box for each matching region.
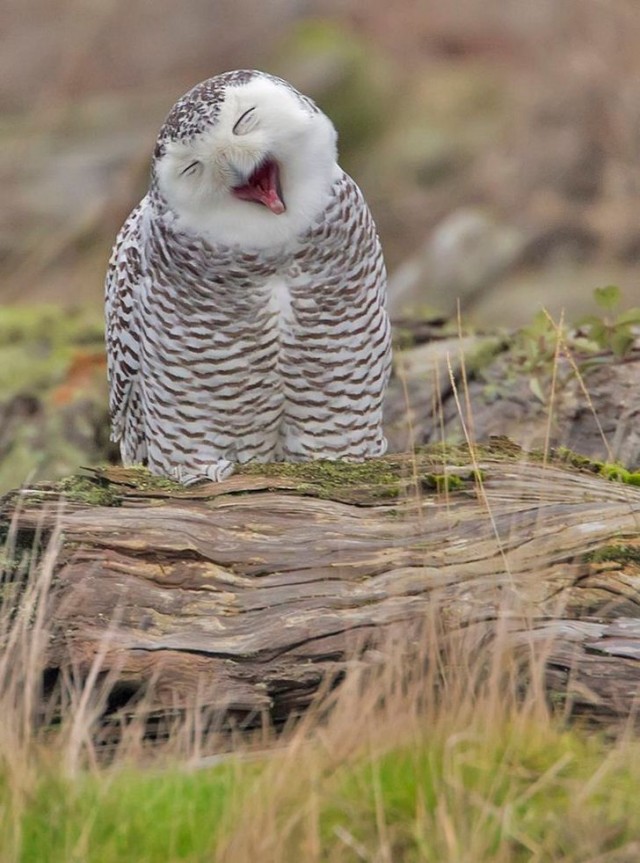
[153,71,339,248]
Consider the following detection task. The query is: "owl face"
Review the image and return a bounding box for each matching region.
[154,75,339,248]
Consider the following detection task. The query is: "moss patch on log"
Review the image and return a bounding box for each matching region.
[35,447,494,509]
[237,458,404,500]
[550,446,640,486]
[20,437,635,512]
[58,475,124,507]
[58,467,186,506]
[586,543,640,565]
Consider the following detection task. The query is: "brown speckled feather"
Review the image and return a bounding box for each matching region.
[106,71,391,484]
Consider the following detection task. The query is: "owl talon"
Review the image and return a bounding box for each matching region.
[168,460,235,486]
[167,466,200,486]
[204,459,235,482]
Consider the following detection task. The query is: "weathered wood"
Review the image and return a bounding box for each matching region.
[2,447,640,725]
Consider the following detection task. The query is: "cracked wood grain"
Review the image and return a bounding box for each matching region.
[3,452,640,725]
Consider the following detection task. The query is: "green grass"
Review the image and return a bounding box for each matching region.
[4,763,251,863]
[314,728,640,862]
[3,720,640,863]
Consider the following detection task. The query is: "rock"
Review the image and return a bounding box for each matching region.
[388,207,527,316]
[385,312,640,470]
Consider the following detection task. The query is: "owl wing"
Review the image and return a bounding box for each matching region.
[105,199,148,464]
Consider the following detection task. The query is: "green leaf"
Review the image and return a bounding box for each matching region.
[529,376,546,403]
[594,285,621,311]
[615,307,640,326]
[609,329,635,358]
[571,335,601,354]
[576,314,606,328]
[585,320,607,346]
[524,310,553,338]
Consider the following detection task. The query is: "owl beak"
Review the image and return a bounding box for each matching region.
[232,158,286,214]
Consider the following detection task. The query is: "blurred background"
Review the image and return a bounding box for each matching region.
[1,0,640,489]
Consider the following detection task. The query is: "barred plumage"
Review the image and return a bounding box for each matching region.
[106,70,391,484]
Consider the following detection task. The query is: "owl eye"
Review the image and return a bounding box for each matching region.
[180,160,201,177]
[233,107,258,135]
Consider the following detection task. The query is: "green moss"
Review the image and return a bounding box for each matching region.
[599,464,640,486]
[421,473,465,493]
[238,452,486,504]
[238,458,403,501]
[57,466,189,506]
[58,475,123,507]
[551,446,601,473]
[94,465,184,493]
[35,438,635,511]
[551,447,640,486]
[586,544,640,565]
[25,438,635,512]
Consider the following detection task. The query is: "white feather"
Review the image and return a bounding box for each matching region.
[155,76,340,249]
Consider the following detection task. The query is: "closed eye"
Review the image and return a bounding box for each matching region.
[233,107,257,135]
[180,160,201,177]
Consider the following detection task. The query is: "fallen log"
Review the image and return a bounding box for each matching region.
[1,442,640,727]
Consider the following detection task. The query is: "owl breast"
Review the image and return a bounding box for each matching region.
[137,241,289,478]
[107,165,390,485]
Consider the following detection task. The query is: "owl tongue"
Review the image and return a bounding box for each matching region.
[233,159,286,214]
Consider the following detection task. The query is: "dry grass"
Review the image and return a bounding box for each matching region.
[1,495,639,861]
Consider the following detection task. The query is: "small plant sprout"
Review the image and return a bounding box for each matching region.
[577,285,640,358]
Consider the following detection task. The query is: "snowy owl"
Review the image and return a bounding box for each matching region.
[106,70,391,484]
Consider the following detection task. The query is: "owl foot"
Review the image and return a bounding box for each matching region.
[169,459,235,486]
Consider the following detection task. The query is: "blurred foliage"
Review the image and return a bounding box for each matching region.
[271,19,394,161]
[0,306,111,493]
[0,306,103,399]
[578,285,640,359]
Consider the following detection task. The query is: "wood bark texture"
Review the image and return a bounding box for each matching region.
[2,446,640,727]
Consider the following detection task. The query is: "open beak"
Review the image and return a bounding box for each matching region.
[232,158,286,214]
